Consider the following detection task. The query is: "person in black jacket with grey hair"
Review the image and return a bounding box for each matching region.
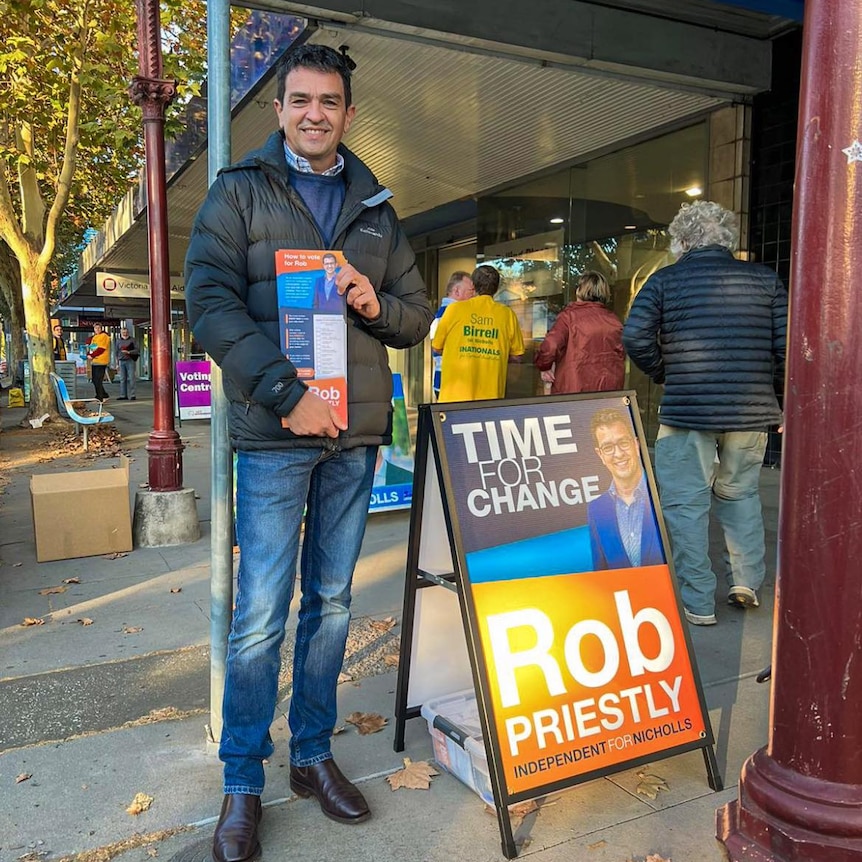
[116,327,139,400]
[185,44,432,862]
[623,200,786,628]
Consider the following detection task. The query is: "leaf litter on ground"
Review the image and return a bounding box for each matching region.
[345,711,388,735]
[635,769,670,800]
[386,757,439,790]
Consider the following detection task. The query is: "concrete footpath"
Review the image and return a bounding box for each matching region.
[0,380,779,862]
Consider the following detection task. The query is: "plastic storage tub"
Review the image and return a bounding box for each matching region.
[420,688,493,805]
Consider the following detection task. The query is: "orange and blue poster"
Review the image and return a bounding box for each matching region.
[434,394,713,800]
[276,249,348,426]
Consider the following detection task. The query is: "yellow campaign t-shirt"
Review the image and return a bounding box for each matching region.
[432,294,525,402]
[88,331,111,366]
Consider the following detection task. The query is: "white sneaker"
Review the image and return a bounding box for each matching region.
[684,608,717,626]
[727,586,759,609]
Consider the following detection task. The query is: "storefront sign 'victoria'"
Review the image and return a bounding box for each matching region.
[435,394,713,799]
[97,271,185,300]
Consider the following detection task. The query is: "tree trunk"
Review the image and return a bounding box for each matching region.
[9,289,25,375]
[0,246,25,375]
[20,262,62,424]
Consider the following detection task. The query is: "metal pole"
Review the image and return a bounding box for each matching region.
[131,0,184,492]
[206,0,234,747]
[717,2,862,858]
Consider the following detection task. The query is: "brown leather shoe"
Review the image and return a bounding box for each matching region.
[290,759,371,824]
[212,794,262,862]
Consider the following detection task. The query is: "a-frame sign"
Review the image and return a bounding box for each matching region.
[393,392,722,859]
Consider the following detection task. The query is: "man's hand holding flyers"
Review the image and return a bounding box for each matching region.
[337,261,381,321]
[283,389,347,437]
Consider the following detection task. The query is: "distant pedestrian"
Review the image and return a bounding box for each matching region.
[432,265,524,402]
[86,322,111,402]
[429,270,474,399]
[623,200,787,626]
[534,271,624,394]
[52,324,67,361]
[116,327,139,400]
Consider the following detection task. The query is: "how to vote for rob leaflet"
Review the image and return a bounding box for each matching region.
[394,392,721,859]
[276,248,348,427]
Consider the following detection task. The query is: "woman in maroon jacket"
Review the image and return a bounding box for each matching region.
[534,270,624,394]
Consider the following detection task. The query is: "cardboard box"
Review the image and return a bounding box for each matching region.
[421,689,493,805]
[31,456,132,562]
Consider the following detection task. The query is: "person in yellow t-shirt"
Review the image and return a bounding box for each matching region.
[432,264,525,402]
[86,321,112,402]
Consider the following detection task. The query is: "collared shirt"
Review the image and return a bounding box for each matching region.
[609,473,648,567]
[284,142,345,177]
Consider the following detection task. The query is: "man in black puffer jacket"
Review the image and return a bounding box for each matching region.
[185,45,432,862]
[623,200,786,628]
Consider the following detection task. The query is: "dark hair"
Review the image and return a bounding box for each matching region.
[276,44,353,107]
[471,265,501,297]
[322,253,337,264]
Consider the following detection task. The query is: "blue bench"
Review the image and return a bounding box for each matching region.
[50,372,115,451]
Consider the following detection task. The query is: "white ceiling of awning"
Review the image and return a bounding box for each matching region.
[75,24,726,296]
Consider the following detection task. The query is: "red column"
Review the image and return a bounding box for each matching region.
[130,0,184,492]
[717,2,862,859]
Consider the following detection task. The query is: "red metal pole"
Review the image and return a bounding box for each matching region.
[717,2,862,859]
[130,0,184,492]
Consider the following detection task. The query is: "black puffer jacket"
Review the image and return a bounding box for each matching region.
[185,132,432,450]
[622,245,787,431]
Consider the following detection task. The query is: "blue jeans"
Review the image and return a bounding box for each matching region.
[221,445,377,795]
[118,360,136,398]
[654,426,767,616]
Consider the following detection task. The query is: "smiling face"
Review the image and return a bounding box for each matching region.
[594,421,641,486]
[274,67,355,173]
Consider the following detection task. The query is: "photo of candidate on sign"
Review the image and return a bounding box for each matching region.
[435,395,711,800]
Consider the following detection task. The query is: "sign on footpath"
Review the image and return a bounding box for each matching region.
[393,392,721,859]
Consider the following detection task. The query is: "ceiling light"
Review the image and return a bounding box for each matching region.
[549,217,564,224]
[624,225,637,230]
[685,186,703,197]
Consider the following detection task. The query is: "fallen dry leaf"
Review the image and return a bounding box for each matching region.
[635,770,670,800]
[12,562,22,567]
[383,653,400,668]
[21,617,45,627]
[106,552,129,559]
[587,839,607,850]
[369,616,397,632]
[123,625,144,634]
[332,725,347,736]
[337,672,353,683]
[62,577,81,584]
[484,798,543,818]
[645,855,672,862]
[386,757,439,790]
[16,773,32,783]
[38,585,67,595]
[169,587,182,594]
[509,799,539,818]
[146,848,159,858]
[345,711,388,735]
[126,792,154,815]
[77,618,94,626]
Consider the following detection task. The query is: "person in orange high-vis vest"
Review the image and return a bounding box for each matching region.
[86,322,111,402]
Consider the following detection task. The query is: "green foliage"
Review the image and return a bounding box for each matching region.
[0,0,212,281]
